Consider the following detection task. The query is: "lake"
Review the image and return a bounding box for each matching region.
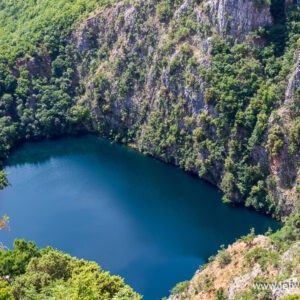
[0,136,279,299]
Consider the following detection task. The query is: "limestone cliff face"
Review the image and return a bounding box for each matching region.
[69,0,300,217]
[286,0,300,7]
[270,50,300,215]
[285,51,300,102]
[205,0,272,40]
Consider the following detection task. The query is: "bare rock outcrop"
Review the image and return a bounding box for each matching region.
[205,0,272,40]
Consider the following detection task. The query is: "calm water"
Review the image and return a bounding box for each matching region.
[0,136,278,299]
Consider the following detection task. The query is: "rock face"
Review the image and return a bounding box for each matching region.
[269,51,300,216]
[286,0,300,7]
[285,51,300,102]
[206,0,272,40]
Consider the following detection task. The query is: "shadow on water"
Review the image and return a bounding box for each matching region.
[1,135,280,299]
[6,136,101,167]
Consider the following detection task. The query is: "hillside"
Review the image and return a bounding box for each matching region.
[167,211,300,299]
[0,0,299,299]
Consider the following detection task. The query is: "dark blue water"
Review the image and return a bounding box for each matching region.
[0,136,279,299]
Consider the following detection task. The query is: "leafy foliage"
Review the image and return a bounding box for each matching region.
[216,245,232,268]
[0,170,8,189]
[170,280,190,296]
[0,240,141,300]
[0,239,40,277]
[0,0,110,63]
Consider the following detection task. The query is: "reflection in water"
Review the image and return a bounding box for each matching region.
[0,136,279,300]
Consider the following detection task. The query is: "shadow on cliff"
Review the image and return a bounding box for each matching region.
[267,0,289,56]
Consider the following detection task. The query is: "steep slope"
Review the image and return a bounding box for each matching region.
[167,210,300,299]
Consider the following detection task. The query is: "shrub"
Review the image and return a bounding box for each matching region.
[217,245,232,268]
[156,0,173,22]
[0,170,8,190]
[170,280,190,296]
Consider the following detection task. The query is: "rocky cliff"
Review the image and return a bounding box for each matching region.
[205,0,272,40]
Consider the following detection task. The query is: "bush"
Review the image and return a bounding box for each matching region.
[0,281,13,300]
[267,125,285,157]
[214,287,227,300]
[221,172,236,204]
[0,239,40,277]
[170,280,190,296]
[156,0,173,22]
[217,245,232,268]
[0,170,8,190]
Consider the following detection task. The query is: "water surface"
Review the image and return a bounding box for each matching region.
[0,136,279,299]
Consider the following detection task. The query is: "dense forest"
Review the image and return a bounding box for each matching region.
[0,0,299,298]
